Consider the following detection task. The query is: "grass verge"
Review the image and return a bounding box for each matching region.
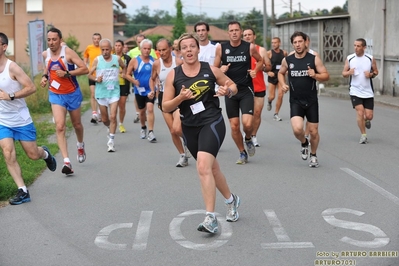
[0,75,90,203]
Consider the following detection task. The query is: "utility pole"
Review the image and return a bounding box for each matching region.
[290,0,293,17]
[263,0,267,49]
[271,0,275,26]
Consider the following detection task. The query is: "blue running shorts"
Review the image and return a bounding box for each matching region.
[49,88,83,111]
[0,123,37,141]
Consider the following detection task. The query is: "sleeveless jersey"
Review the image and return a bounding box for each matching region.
[45,46,79,94]
[347,53,374,98]
[270,49,285,75]
[118,53,131,86]
[173,62,221,127]
[0,60,32,127]
[133,56,154,96]
[220,41,253,88]
[250,45,266,92]
[95,54,120,99]
[199,42,217,65]
[285,52,318,105]
[159,56,176,92]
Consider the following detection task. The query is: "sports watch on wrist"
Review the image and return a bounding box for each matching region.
[64,70,71,78]
[9,92,15,100]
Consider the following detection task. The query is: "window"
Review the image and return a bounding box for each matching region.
[4,0,13,15]
[26,0,42,13]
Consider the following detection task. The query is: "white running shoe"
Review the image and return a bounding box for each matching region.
[309,155,319,168]
[176,155,188,167]
[359,135,368,144]
[273,113,282,121]
[251,136,260,147]
[107,139,115,152]
[147,131,157,143]
[140,128,147,139]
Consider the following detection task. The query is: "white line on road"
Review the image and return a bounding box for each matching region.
[341,168,399,206]
[261,210,314,249]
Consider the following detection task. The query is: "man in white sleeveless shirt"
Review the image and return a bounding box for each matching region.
[342,38,378,144]
[149,39,188,167]
[0,32,57,205]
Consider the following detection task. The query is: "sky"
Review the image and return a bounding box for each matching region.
[123,0,347,19]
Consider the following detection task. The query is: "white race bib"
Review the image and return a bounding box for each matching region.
[190,101,205,115]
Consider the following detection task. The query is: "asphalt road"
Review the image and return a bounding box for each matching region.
[1,94,398,266]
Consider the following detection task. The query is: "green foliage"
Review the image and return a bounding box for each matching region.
[64,34,83,58]
[242,8,265,46]
[172,0,186,40]
[0,73,91,202]
[331,6,345,14]
[147,34,167,46]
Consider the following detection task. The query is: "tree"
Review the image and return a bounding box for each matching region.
[331,6,345,14]
[64,34,82,58]
[172,0,186,40]
[343,0,348,12]
[242,8,264,46]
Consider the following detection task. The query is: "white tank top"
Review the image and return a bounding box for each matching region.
[0,60,32,127]
[158,56,176,92]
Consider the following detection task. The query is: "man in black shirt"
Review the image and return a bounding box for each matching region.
[214,21,263,165]
[278,31,329,168]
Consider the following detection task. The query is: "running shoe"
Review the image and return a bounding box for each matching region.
[245,139,256,157]
[251,136,260,147]
[9,189,31,205]
[107,139,115,152]
[147,131,157,143]
[301,142,309,160]
[61,162,74,175]
[133,115,140,123]
[77,143,86,163]
[273,113,282,121]
[236,151,248,164]
[91,113,98,124]
[197,214,218,234]
[267,101,272,111]
[176,155,188,167]
[42,146,57,171]
[359,135,368,144]
[184,144,192,158]
[226,194,240,222]
[140,128,147,139]
[309,155,319,168]
[365,120,371,129]
[119,124,126,133]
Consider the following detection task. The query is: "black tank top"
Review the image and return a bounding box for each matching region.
[285,52,318,105]
[173,62,221,126]
[270,49,285,74]
[220,41,252,88]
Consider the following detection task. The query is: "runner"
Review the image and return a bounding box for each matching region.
[163,33,240,234]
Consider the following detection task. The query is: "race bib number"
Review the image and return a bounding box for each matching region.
[190,101,205,115]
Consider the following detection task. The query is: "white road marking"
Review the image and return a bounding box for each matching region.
[322,208,389,248]
[133,211,153,250]
[95,223,133,250]
[261,210,314,249]
[341,168,399,206]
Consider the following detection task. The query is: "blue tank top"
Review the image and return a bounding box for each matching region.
[133,56,154,96]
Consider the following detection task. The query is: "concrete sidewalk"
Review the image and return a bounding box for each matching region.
[320,85,399,108]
